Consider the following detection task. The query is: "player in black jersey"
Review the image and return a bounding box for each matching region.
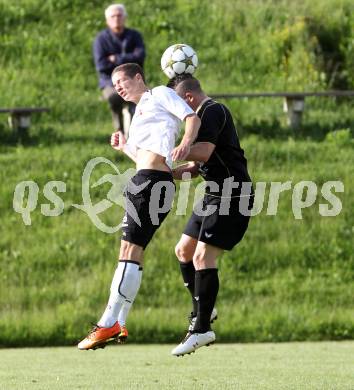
[167,75,254,356]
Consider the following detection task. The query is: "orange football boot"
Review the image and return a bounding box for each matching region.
[118,325,129,343]
[78,322,120,350]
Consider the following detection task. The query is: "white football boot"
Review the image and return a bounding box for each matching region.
[188,308,218,332]
[171,330,216,356]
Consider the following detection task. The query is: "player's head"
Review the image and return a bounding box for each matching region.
[112,63,145,83]
[167,74,205,110]
[112,63,146,102]
[105,4,127,32]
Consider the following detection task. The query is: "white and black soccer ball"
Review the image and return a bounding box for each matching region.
[161,44,198,79]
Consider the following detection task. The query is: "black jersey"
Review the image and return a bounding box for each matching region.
[196,99,252,196]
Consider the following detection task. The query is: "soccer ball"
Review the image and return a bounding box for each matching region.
[161,44,198,79]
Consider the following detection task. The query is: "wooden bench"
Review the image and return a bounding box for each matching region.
[210,90,354,129]
[0,107,50,133]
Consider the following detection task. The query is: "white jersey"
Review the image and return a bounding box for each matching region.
[124,86,194,168]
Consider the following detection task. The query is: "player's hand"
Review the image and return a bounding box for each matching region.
[108,54,116,63]
[110,131,126,151]
[171,162,199,180]
[171,143,191,161]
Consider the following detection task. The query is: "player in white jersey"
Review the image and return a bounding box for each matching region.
[78,63,201,350]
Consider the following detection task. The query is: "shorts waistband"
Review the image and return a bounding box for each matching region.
[136,169,173,179]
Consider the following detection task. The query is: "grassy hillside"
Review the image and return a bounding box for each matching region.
[0,0,353,346]
[1,126,353,346]
[0,0,353,127]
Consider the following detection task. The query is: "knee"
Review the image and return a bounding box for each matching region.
[193,252,206,270]
[175,243,190,262]
[119,240,131,259]
[119,240,143,262]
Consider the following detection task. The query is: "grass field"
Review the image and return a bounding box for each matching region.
[1,342,353,389]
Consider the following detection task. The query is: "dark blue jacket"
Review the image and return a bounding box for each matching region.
[93,28,145,89]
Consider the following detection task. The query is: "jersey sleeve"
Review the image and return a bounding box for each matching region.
[195,104,225,145]
[153,86,194,121]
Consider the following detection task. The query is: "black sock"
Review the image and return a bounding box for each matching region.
[193,268,219,333]
[179,261,198,316]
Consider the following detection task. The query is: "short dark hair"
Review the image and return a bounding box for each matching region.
[166,74,202,95]
[112,63,145,83]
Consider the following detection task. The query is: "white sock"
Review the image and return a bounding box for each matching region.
[98,261,141,328]
[118,268,142,327]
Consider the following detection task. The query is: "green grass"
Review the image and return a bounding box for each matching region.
[0,0,353,128]
[0,126,353,345]
[0,0,354,345]
[1,342,353,389]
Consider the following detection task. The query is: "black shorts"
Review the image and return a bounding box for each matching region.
[121,169,175,249]
[183,194,254,251]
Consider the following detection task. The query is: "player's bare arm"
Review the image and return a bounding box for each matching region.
[171,142,215,178]
[184,141,215,162]
[172,162,199,180]
[171,114,201,161]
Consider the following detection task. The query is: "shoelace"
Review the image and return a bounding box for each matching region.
[181,313,197,343]
[188,312,194,324]
[188,312,197,332]
[88,323,101,335]
[182,332,193,343]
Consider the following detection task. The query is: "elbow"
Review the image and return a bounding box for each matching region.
[199,154,211,163]
[199,144,214,162]
[193,151,212,163]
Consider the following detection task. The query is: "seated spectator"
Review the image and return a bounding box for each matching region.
[93,4,145,137]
